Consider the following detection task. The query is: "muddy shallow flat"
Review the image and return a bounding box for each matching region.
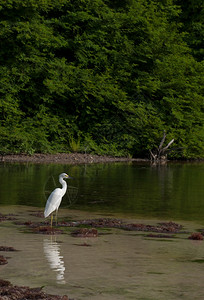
[1,205,204,300]
[2,153,143,164]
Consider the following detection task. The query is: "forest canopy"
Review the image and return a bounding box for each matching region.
[0,0,203,158]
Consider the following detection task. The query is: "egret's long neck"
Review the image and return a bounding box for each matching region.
[59,177,67,196]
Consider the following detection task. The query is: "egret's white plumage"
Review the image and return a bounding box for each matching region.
[44,173,71,226]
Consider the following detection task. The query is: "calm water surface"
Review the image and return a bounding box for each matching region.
[0,161,203,222]
[0,161,204,300]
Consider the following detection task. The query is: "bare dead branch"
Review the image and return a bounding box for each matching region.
[149,149,157,160]
[158,131,166,150]
[162,139,174,152]
[150,133,175,163]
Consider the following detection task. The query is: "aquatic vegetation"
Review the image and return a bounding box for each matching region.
[0,255,7,265]
[191,259,204,263]
[58,218,123,228]
[0,213,17,222]
[14,217,186,238]
[146,234,175,239]
[0,279,70,299]
[119,221,183,233]
[188,232,203,240]
[71,228,98,237]
[33,226,63,235]
[0,246,18,251]
[29,211,44,218]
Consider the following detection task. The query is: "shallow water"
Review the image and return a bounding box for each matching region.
[0,161,204,299]
[1,205,204,300]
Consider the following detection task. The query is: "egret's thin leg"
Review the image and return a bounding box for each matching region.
[55,210,58,226]
[51,214,53,228]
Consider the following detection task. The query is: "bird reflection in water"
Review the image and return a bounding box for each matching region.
[43,238,66,284]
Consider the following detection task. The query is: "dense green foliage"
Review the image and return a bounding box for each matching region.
[0,0,203,158]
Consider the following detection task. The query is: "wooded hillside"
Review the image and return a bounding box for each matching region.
[0,0,203,158]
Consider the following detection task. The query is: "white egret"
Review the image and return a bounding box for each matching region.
[44,173,71,227]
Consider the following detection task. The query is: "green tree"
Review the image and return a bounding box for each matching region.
[0,0,203,158]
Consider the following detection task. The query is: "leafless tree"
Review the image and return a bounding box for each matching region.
[150,131,174,163]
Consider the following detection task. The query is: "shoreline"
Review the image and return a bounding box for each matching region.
[1,153,149,164]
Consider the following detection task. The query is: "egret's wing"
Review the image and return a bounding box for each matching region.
[43,175,79,210]
[44,188,62,218]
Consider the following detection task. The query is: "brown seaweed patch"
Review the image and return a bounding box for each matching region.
[0,278,71,299]
[71,228,98,237]
[14,217,184,236]
[74,243,92,247]
[0,279,10,286]
[0,246,18,252]
[32,226,63,235]
[0,213,17,222]
[59,219,183,234]
[146,233,175,239]
[188,232,203,240]
[30,212,44,218]
[15,220,50,229]
[0,255,8,265]
[15,220,63,234]
[58,218,123,228]
[158,222,183,232]
[121,221,183,233]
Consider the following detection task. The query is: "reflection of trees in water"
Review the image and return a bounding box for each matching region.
[43,238,66,284]
[153,164,174,201]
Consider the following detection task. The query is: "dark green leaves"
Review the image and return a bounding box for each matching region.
[0,0,203,158]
